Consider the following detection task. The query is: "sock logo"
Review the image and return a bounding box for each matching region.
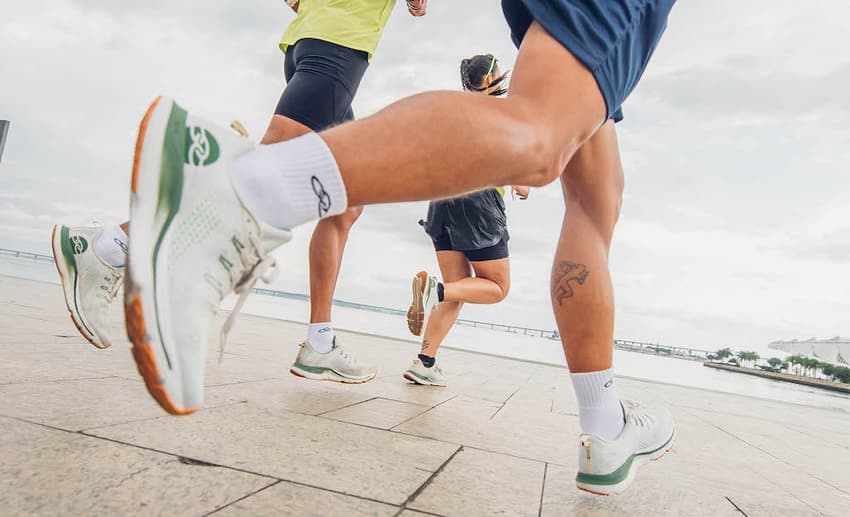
[311,176,332,216]
[114,238,128,255]
[70,235,88,254]
[318,327,331,334]
[185,126,220,166]
[604,378,614,388]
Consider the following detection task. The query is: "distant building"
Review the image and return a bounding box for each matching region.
[768,337,849,365]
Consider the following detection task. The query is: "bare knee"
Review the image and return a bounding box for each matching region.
[495,279,510,302]
[502,99,580,187]
[329,206,363,231]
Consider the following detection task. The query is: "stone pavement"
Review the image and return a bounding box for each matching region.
[1,275,849,516]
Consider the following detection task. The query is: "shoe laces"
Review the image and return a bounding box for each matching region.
[218,233,279,362]
[624,400,655,428]
[335,345,357,364]
[98,268,123,303]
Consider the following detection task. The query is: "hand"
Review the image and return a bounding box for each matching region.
[406,0,427,16]
[285,0,299,13]
[511,186,530,200]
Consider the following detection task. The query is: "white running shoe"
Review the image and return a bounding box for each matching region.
[575,400,675,496]
[403,358,446,387]
[124,97,292,415]
[290,338,377,383]
[51,224,123,349]
[406,271,439,336]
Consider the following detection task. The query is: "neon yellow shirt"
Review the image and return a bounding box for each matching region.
[280,0,397,59]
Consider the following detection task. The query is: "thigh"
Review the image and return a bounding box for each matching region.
[274,39,368,131]
[504,0,675,122]
[435,251,472,283]
[469,257,511,290]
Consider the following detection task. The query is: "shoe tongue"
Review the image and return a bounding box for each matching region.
[257,219,293,253]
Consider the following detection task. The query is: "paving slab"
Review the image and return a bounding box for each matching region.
[408,447,545,516]
[217,481,398,516]
[0,416,273,516]
[322,397,432,429]
[87,403,460,505]
[2,275,850,516]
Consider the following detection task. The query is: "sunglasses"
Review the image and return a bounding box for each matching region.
[471,73,509,96]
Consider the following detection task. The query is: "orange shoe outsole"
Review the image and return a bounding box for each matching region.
[125,97,196,416]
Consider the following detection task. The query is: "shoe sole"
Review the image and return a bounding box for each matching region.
[576,425,677,496]
[51,225,109,349]
[290,364,376,384]
[403,372,446,387]
[406,271,427,336]
[124,96,196,416]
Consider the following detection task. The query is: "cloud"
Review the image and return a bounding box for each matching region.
[1,0,848,351]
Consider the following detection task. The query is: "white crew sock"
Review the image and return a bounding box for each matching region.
[306,322,335,353]
[570,368,625,440]
[93,224,128,268]
[231,132,348,230]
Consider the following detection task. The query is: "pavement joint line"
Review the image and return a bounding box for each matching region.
[74,399,252,433]
[204,376,282,388]
[315,396,379,416]
[725,496,748,516]
[399,445,464,511]
[389,394,459,431]
[461,444,567,468]
[71,429,411,509]
[711,423,850,498]
[203,479,282,516]
[537,462,549,517]
[488,386,521,421]
[0,375,118,386]
[9,415,82,435]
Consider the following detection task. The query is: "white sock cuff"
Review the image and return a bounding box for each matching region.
[570,368,617,408]
[232,132,348,230]
[93,224,128,268]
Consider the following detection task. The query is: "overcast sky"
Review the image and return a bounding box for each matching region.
[1,0,848,352]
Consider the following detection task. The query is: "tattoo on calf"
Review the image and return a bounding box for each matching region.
[551,261,589,305]
[420,340,430,354]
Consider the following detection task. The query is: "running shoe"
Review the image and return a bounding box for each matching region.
[403,358,446,386]
[290,338,377,383]
[406,271,438,336]
[576,400,675,495]
[51,224,123,349]
[124,97,291,415]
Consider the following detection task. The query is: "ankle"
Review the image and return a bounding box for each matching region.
[570,368,625,440]
[93,224,128,268]
[418,353,435,368]
[307,322,334,353]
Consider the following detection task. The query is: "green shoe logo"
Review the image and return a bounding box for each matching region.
[185,126,220,166]
[70,235,88,254]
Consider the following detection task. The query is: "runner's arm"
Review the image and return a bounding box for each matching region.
[406,0,427,17]
[511,186,530,200]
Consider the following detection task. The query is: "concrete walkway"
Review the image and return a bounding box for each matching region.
[2,276,848,516]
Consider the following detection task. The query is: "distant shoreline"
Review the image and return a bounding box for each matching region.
[704,362,850,395]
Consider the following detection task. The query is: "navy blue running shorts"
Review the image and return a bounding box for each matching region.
[275,38,369,131]
[502,0,675,122]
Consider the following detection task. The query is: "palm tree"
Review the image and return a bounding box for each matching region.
[714,348,732,363]
[822,363,835,381]
[767,357,783,373]
[787,354,805,375]
[736,350,749,368]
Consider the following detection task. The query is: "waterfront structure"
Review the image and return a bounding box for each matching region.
[769,337,849,365]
